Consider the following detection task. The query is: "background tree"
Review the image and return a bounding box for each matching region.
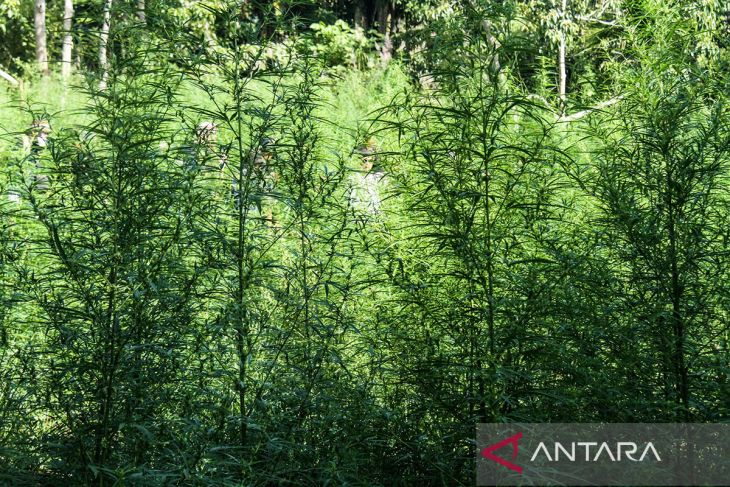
[98,0,113,88]
[34,0,49,75]
[61,0,74,79]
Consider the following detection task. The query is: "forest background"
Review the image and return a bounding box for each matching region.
[0,0,729,485]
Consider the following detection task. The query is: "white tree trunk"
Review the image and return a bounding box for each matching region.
[62,0,74,79]
[99,0,113,89]
[34,0,49,75]
[558,0,568,113]
[137,0,145,22]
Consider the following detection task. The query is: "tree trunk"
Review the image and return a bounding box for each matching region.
[137,0,145,23]
[558,0,568,113]
[379,23,393,65]
[375,0,389,35]
[376,1,395,63]
[34,0,49,75]
[354,3,366,29]
[62,0,74,79]
[99,0,113,89]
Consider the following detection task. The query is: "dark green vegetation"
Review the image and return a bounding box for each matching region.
[1,0,729,485]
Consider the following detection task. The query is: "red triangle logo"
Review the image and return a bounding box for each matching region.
[481,432,523,474]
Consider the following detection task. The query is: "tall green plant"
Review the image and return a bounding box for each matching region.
[10,28,207,483]
[589,66,730,421]
[367,20,570,482]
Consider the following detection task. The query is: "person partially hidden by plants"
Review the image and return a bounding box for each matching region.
[229,137,278,225]
[350,137,386,216]
[21,118,52,193]
[180,121,227,172]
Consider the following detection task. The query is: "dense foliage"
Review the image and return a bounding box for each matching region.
[1,0,729,485]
